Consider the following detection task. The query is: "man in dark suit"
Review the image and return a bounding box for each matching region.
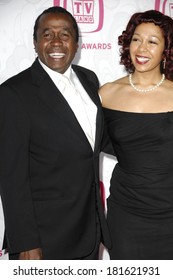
[0,6,111,259]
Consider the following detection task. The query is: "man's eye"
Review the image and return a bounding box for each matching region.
[43,33,53,38]
[60,32,70,39]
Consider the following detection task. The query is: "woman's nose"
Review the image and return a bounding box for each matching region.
[138,41,148,51]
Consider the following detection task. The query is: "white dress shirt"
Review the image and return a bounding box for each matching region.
[39,60,97,150]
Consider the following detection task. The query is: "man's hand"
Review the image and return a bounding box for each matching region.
[19,248,43,260]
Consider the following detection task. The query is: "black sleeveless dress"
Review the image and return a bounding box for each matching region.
[103,108,173,260]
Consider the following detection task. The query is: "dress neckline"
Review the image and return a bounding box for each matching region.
[103,107,173,115]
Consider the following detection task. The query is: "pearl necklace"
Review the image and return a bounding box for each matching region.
[129,73,165,93]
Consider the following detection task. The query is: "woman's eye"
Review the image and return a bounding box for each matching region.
[132,37,139,42]
[149,40,157,44]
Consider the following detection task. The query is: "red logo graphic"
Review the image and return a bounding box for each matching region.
[72,0,94,24]
[155,0,173,17]
[53,0,104,33]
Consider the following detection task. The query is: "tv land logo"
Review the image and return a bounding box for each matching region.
[53,0,104,33]
[155,0,173,17]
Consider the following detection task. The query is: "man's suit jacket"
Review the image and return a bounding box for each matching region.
[0,59,111,259]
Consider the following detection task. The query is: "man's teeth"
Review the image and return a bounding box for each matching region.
[49,53,65,58]
[136,56,150,62]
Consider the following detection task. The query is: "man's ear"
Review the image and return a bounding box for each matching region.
[33,39,37,53]
[76,43,79,53]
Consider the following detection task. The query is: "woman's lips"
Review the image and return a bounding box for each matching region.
[135,55,150,64]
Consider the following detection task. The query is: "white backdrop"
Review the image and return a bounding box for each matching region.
[0,0,172,260]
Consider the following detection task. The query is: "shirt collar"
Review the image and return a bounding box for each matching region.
[38,59,72,83]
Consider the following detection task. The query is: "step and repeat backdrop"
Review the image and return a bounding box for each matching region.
[0,0,172,260]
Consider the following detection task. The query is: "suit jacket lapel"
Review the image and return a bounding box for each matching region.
[30,59,103,152]
[30,60,89,143]
[72,65,103,153]
[72,65,99,106]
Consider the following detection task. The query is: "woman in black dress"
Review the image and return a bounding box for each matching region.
[99,10,173,259]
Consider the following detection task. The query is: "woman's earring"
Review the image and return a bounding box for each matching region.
[163,58,166,70]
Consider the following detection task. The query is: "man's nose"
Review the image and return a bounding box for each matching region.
[50,34,63,45]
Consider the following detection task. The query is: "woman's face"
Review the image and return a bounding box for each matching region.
[129,22,165,73]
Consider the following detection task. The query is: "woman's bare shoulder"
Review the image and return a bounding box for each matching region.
[99,76,128,98]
